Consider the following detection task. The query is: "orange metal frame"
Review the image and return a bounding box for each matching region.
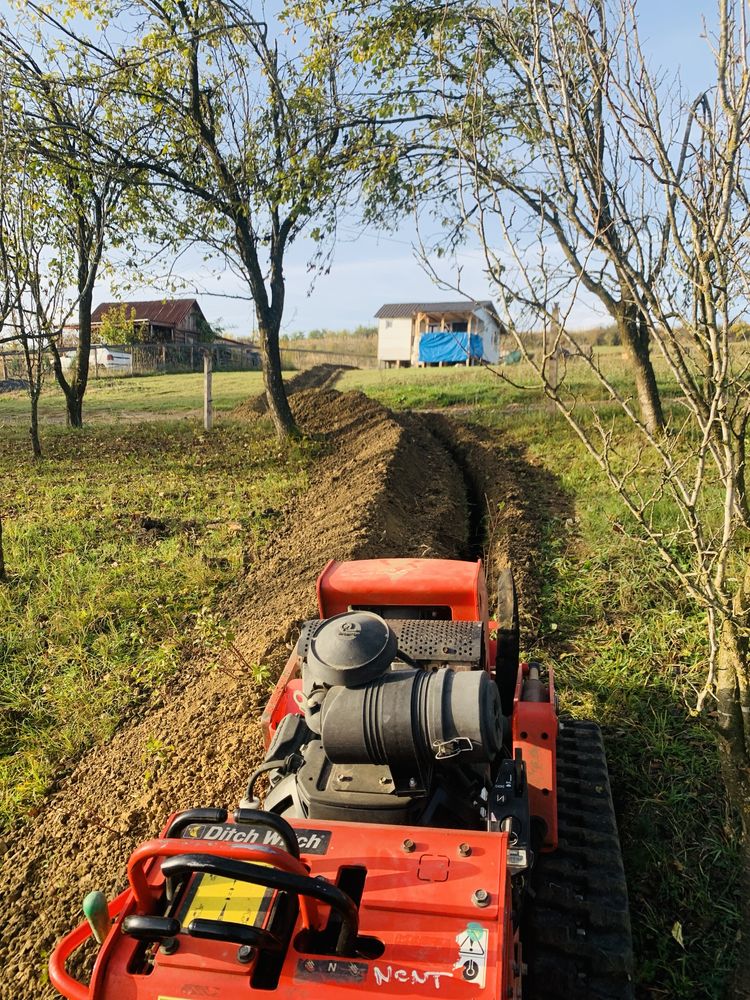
[50,816,520,999]
[316,558,488,621]
[512,664,558,850]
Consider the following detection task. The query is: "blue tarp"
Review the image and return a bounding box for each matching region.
[418,332,484,363]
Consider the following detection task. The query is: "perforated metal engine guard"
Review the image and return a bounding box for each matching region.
[297,618,483,665]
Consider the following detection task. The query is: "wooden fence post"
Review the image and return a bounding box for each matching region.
[548,303,561,413]
[203,350,213,431]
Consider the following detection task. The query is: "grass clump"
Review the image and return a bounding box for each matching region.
[0,419,311,829]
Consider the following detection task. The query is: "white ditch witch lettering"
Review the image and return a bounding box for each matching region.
[201,825,325,853]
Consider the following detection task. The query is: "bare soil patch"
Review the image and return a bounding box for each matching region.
[0,388,566,998]
[234,363,351,417]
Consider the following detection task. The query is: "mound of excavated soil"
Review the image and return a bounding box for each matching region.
[0,388,566,998]
[234,363,350,417]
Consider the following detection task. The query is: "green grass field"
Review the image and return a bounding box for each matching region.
[338,346,680,411]
[0,417,312,828]
[0,363,741,997]
[485,411,740,997]
[0,370,270,424]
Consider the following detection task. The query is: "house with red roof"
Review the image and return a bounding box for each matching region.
[90,298,213,345]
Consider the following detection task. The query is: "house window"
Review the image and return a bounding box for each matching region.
[385,319,393,328]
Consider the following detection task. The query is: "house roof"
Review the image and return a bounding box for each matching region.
[91,298,205,328]
[375,300,498,320]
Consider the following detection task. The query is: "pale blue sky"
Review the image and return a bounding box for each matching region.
[100,1,717,335]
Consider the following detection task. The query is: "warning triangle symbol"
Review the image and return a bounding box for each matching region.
[458,934,486,955]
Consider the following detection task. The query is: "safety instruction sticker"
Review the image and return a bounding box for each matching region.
[178,867,273,929]
[295,959,369,984]
[454,922,488,988]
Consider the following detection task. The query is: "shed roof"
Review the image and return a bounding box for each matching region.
[91,298,205,327]
[375,300,498,320]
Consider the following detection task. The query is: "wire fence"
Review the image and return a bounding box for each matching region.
[0,340,262,381]
[0,342,376,383]
[279,347,378,370]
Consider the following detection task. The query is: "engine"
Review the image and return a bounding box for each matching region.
[248,610,506,829]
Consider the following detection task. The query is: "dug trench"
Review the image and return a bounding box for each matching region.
[0,387,566,999]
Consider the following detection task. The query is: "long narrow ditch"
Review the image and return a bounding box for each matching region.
[404,412,489,564]
[0,387,567,998]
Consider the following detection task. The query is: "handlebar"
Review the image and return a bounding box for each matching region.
[162,853,359,956]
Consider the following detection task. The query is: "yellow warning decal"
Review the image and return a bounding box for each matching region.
[179,870,274,928]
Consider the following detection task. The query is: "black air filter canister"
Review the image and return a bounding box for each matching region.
[306,611,397,688]
[320,668,503,766]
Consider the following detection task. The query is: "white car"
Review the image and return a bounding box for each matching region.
[59,345,132,372]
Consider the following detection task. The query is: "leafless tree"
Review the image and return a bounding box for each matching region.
[438,0,750,845]
[442,0,667,431]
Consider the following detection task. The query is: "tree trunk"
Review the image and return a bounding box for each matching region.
[717,617,748,752]
[50,257,95,428]
[68,283,93,428]
[617,302,665,434]
[29,394,42,459]
[235,223,296,439]
[257,316,298,439]
[714,615,750,996]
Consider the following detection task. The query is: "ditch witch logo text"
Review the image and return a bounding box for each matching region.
[183,822,331,855]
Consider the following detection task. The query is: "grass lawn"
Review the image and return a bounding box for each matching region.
[0,417,312,829]
[0,369,270,425]
[338,346,681,411]
[484,410,741,998]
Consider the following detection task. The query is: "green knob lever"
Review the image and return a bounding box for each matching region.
[83,891,110,946]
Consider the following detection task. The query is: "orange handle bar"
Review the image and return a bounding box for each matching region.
[127,837,319,927]
[49,839,320,999]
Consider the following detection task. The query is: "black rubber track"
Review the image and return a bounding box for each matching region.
[523,719,634,1000]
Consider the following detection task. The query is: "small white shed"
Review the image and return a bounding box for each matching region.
[375,300,503,366]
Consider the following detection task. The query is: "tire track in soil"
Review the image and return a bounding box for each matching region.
[0,388,567,999]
